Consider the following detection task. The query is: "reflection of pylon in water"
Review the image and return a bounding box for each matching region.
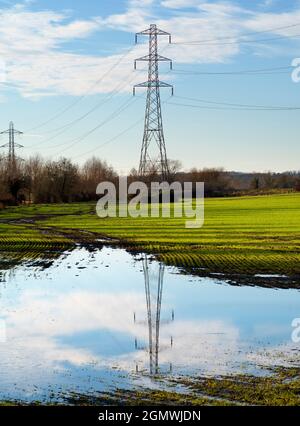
[145,255,164,375]
[134,255,174,375]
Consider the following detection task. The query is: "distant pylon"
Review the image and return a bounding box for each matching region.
[0,121,23,177]
[134,24,173,180]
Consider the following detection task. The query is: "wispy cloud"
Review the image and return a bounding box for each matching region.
[0,1,299,98]
[161,0,200,8]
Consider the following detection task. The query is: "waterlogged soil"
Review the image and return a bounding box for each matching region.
[0,246,299,405]
[1,213,300,289]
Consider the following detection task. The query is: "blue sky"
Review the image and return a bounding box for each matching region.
[0,0,300,173]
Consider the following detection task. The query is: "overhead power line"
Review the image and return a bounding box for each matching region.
[69,94,173,161]
[50,96,138,158]
[174,32,300,46]
[171,65,293,76]
[172,22,300,45]
[25,72,137,149]
[173,95,300,110]
[166,100,300,111]
[70,116,144,161]
[24,46,135,133]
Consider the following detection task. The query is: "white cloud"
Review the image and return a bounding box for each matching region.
[0,1,299,98]
[2,285,298,384]
[96,0,154,32]
[0,8,99,53]
[0,4,141,98]
[161,0,200,9]
[243,10,300,35]
[0,287,241,379]
[6,50,139,98]
[262,0,275,8]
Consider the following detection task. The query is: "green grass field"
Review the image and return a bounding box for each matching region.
[1,193,300,275]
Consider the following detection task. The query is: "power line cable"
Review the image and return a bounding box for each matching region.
[166,100,300,111]
[38,70,145,136]
[69,95,172,161]
[173,95,300,110]
[172,22,300,45]
[171,65,292,75]
[27,69,171,152]
[70,116,144,161]
[49,96,139,158]
[24,46,135,133]
[174,33,300,46]
[25,73,137,149]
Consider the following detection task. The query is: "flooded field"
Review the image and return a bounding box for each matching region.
[0,246,299,403]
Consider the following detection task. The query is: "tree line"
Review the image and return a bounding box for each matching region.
[0,155,117,205]
[0,155,299,206]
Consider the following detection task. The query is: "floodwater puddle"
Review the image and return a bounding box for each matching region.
[0,247,299,403]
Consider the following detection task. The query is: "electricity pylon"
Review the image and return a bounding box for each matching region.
[0,121,23,178]
[134,255,174,375]
[134,24,173,180]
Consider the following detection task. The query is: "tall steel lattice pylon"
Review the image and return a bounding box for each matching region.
[134,24,173,180]
[0,121,23,177]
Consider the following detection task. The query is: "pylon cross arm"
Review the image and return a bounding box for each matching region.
[133,81,173,96]
[134,55,172,70]
[135,26,171,42]
[0,129,23,135]
[134,81,172,88]
[135,54,172,62]
[136,28,170,36]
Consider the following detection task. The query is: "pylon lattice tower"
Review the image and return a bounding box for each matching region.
[0,121,23,177]
[134,24,173,180]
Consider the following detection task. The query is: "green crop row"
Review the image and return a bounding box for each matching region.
[0,193,300,275]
